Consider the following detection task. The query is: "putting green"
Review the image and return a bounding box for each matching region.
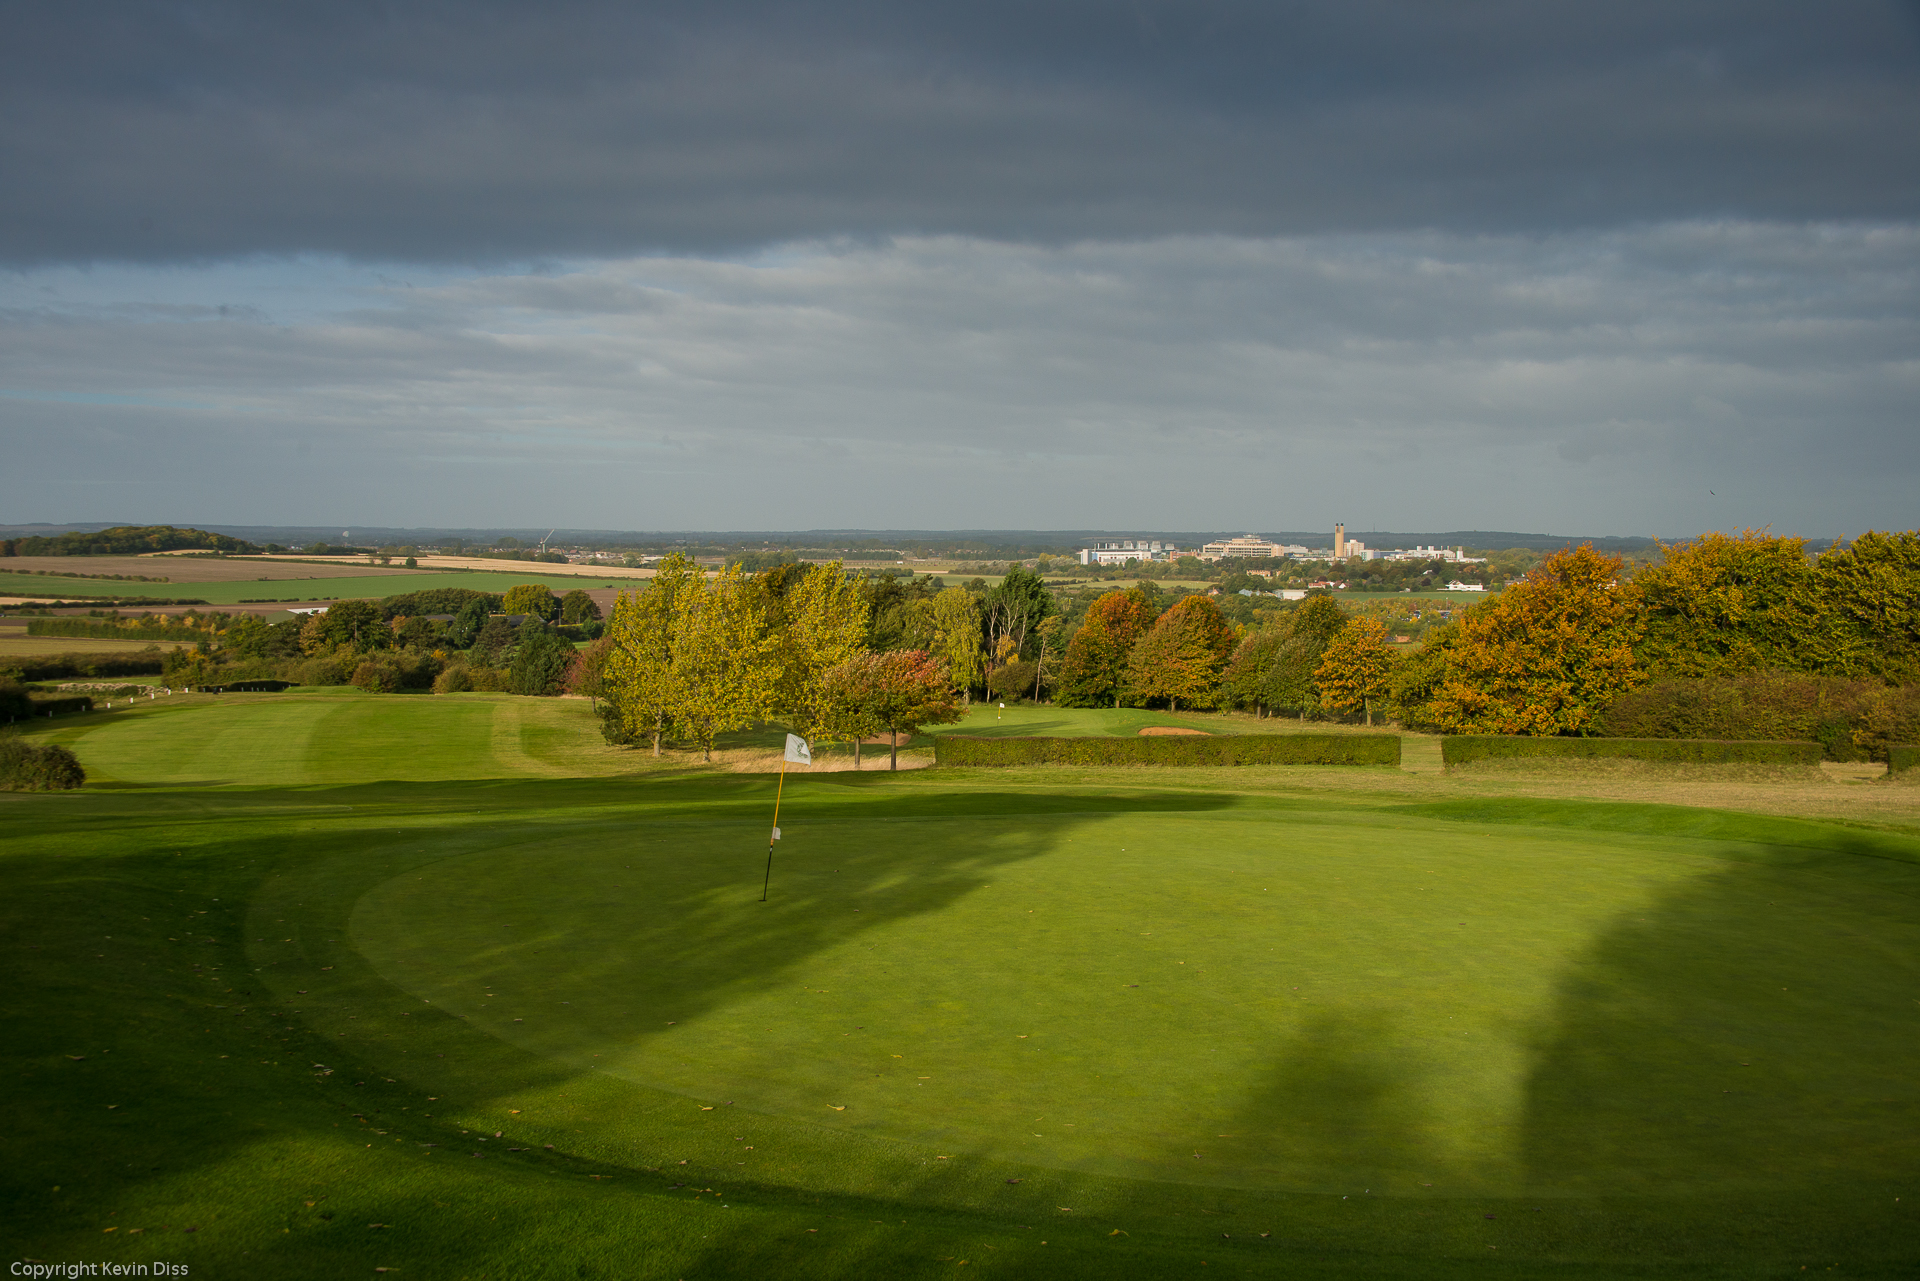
[339,797,1920,1203]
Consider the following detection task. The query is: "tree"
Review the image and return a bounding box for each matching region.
[1816,529,1920,683]
[509,622,574,696]
[565,634,614,707]
[559,589,603,624]
[918,587,983,699]
[471,616,519,667]
[1314,618,1397,725]
[223,613,271,659]
[1634,529,1835,678]
[1424,545,1644,735]
[1056,588,1157,707]
[446,598,490,650]
[819,650,964,770]
[663,565,781,761]
[503,583,559,621]
[770,562,871,744]
[982,567,1055,687]
[605,554,704,755]
[301,598,386,654]
[1126,594,1235,712]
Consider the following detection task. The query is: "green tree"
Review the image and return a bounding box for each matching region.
[1314,617,1397,725]
[446,598,490,649]
[819,650,964,770]
[1126,594,1235,712]
[916,587,984,698]
[770,562,871,744]
[1426,545,1644,735]
[509,622,573,696]
[502,583,559,621]
[223,614,271,660]
[1816,529,1920,683]
[605,555,703,755]
[1056,588,1157,707]
[982,567,1056,688]
[664,565,781,761]
[470,617,519,667]
[302,598,386,653]
[1634,529,1835,678]
[558,589,603,624]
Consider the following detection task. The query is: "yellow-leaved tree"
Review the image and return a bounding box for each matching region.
[667,564,782,761]
[605,554,703,756]
[1425,544,1644,736]
[1313,617,1397,726]
[771,562,871,746]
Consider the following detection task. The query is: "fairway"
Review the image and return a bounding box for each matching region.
[5,693,1918,1278]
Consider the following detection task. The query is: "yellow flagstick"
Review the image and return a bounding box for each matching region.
[762,751,788,902]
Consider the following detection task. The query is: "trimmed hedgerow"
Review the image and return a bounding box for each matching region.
[1442,735,1821,768]
[26,694,95,718]
[1891,744,1919,775]
[0,652,168,682]
[935,733,1401,768]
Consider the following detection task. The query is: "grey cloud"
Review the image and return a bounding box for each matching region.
[1,224,1911,533]
[3,2,1917,264]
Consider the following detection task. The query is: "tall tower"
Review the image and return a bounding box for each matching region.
[1334,523,1346,559]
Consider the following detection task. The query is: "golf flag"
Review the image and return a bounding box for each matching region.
[784,734,812,765]
[771,827,782,840]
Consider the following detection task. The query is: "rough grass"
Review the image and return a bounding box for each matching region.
[3,695,1919,1278]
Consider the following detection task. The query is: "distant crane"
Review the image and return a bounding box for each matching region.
[538,529,556,556]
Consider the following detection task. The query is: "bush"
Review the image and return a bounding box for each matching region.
[1891,744,1919,776]
[433,664,474,694]
[1601,672,1920,761]
[596,703,636,745]
[0,677,29,720]
[294,654,353,687]
[0,651,168,682]
[935,733,1401,768]
[987,660,1047,703]
[27,694,95,717]
[0,733,86,790]
[1441,735,1821,768]
[350,658,403,693]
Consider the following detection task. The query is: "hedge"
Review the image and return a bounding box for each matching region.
[25,694,95,717]
[0,735,86,790]
[0,652,169,681]
[935,733,1401,768]
[1891,744,1919,775]
[1442,735,1822,768]
[28,617,210,642]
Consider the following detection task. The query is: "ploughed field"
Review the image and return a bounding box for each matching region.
[4,690,1917,1278]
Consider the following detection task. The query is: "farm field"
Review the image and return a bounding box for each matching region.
[0,569,647,606]
[0,617,181,655]
[4,693,1918,1278]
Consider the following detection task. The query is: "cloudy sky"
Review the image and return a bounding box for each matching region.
[3,1,1916,537]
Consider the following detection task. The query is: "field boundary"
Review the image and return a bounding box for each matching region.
[1442,735,1822,768]
[935,732,1401,767]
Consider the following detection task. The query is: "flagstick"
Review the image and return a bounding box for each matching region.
[762,752,788,902]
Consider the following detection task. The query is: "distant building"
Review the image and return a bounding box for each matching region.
[1078,538,1177,565]
[1199,534,1285,560]
[1383,545,1488,564]
[1444,580,1488,592]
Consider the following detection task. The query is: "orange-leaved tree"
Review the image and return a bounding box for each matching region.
[1056,588,1159,707]
[1126,594,1236,712]
[1425,544,1644,736]
[1313,617,1397,725]
[820,649,965,770]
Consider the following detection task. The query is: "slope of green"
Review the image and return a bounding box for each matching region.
[3,695,1917,1278]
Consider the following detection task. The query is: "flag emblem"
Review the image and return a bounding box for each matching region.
[784,734,812,764]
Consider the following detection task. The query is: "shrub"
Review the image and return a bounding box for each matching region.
[433,664,474,694]
[1890,744,1918,775]
[294,654,353,687]
[596,703,636,745]
[0,652,168,682]
[936,733,1401,768]
[1601,672,1920,761]
[0,677,29,720]
[1441,736,1821,768]
[350,658,403,693]
[987,659,1046,702]
[0,733,86,790]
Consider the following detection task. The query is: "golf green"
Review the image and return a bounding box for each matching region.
[5,692,1918,1278]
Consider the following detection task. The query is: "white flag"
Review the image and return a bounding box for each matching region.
[771,827,782,840]
[784,734,812,765]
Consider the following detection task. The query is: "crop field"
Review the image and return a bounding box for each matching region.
[0,569,647,606]
[4,692,1917,1278]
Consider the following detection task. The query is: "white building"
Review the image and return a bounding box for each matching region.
[1199,534,1286,560]
[1444,580,1488,592]
[1383,545,1488,564]
[1079,539,1177,565]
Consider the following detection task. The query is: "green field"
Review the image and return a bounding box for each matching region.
[4,691,1918,1277]
[0,570,643,605]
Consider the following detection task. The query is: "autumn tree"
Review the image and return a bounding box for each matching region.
[1313,617,1397,725]
[1221,595,1347,718]
[769,562,871,744]
[1056,588,1158,707]
[1634,529,1836,678]
[605,554,704,755]
[1126,594,1235,712]
[819,650,964,770]
[502,583,559,621]
[906,586,984,699]
[1424,544,1644,735]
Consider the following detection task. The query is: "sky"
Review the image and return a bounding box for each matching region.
[2,1,1916,538]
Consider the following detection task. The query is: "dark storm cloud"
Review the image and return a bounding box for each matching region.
[5,1,1918,264]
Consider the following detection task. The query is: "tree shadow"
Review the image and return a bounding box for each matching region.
[1518,833,1920,1202]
